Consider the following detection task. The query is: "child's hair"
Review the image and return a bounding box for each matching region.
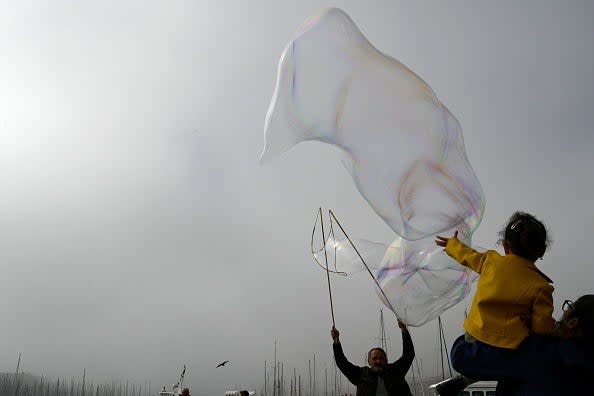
[497,211,550,261]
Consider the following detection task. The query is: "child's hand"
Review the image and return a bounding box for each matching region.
[435,230,458,248]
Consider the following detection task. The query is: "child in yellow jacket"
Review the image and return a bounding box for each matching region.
[433,211,556,395]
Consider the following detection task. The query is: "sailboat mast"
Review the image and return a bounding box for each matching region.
[308,360,311,396]
[313,354,316,396]
[273,342,277,396]
[15,353,21,375]
[438,316,452,378]
[265,361,268,396]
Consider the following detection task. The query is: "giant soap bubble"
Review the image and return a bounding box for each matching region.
[262,8,485,325]
[311,210,479,326]
[261,8,484,240]
[375,235,480,325]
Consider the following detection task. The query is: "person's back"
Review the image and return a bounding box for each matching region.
[456,246,555,347]
[496,336,592,395]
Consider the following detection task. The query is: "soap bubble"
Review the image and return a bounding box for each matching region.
[264,8,485,325]
[311,210,478,325]
[261,8,485,240]
[311,210,397,275]
[374,233,480,326]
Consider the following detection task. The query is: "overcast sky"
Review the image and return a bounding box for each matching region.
[1,1,593,395]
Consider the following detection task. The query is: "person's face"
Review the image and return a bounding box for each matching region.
[368,349,387,370]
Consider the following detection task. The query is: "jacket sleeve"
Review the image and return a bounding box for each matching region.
[445,238,488,274]
[392,330,415,377]
[530,285,556,335]
[333,342,361,386]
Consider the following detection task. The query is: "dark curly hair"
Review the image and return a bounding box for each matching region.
[497,211,551,261]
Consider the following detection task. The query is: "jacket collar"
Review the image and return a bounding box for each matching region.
[509,254,554,283]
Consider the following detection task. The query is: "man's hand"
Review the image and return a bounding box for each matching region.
[397,319,408,332]
[331,326,340,343]
[435,230,459,248]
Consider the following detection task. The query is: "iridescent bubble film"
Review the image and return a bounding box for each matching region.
[311,212,479,326]
[311,211,397,276]
[375,235,480,326]
[263,8,485,325]
[261,8,485,240]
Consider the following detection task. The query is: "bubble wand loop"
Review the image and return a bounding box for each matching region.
[328,210,398,315]
[311,211,347,276]
[315,207,336,327]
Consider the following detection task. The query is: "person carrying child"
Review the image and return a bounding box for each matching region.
[451,294,594,395]
[433,211,556,395]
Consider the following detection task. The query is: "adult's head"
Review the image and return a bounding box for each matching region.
[560,295,594,348]
[498,211,550,262]
[367,347,387,371]
[240,391,249,396]
[181,388,190,396]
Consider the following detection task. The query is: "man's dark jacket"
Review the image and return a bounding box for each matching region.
[333,330,414,396]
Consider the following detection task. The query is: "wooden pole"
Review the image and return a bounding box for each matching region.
[318,208,336,327]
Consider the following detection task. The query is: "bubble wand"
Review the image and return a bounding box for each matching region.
[328,210,397,315]
[312,207,337,327]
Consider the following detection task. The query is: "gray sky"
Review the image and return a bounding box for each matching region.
[1,1,593,395]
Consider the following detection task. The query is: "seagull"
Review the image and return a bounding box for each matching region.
[216,361,230,368]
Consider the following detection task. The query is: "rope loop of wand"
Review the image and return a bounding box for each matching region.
[328,210,398,315]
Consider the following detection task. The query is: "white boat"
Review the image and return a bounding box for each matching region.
[159,365,190,395]
[428,379,497,396]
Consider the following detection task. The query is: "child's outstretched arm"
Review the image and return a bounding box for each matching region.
[435,231,488,274]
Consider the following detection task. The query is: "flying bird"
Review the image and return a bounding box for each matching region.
[216,361,229,368]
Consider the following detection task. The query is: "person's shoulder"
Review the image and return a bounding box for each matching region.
[485,249,503,259]
[521,334,559,349]
[510,259,554,285]
[558,339,594,368]
[521,335,593,367]
[477,249,504,266]
[538,272,554,284]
